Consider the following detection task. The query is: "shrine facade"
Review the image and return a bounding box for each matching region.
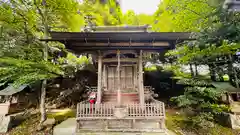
[43,25,192,134]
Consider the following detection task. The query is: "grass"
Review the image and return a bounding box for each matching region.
[5,109,76,135]
[6,113,52,135]
[165,109,240,135]
[5,108,240,135]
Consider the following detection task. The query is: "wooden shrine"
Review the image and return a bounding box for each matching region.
[0,84,29,115]
[42,25,192,134]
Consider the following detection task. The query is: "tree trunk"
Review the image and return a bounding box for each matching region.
[40,80,47,123]
[190,64,194,77]
[194,63,198,76]
[209,64,216,81]
[40,0,48,124]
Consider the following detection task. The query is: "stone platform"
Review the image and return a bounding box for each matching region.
[53,118,175,135]
[53,118,76,135]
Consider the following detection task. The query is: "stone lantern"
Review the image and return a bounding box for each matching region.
[223,0,240,11]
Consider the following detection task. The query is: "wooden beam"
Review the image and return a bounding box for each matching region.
[48,32,193,41]
[102,58,138,63]
[70,42,170,47]
[102,50,138,57]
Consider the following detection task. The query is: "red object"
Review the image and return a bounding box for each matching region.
[89,99,95,113]
[89,99,95,104]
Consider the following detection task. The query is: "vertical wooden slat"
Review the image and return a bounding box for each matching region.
[156,103,158,116]
[88,104,90,117]
[78,103,80,117]
[84,104,86,116]
[147,103,149,117]
[151,104,153,117]
[135,103,137,117]
[163,102,165,117]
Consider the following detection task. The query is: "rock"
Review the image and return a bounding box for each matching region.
[42,118,56,127]
[0,115,12,133]
[153,94,158,98]
[175,112,180,115]
[229,114,240,129]
[36,124,44,131]
[46,104,57,109]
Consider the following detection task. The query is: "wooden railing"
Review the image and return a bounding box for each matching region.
[77,103,165,119]
[126,103,165,118]
[77,103,114,118]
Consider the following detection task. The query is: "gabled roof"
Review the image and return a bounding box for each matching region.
[43,32,193,42]
[0,84,28,95]
[212,82,239,93]
[40,32,193,53]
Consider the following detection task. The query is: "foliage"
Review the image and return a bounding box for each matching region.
[122,10,154,26]
[0,57,64,86]
[166,110,239,135]
[154,0,224,32]
[0,0,91,87]
[163,65,192,78]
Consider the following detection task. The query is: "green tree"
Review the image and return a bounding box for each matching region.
[0,0,88,124]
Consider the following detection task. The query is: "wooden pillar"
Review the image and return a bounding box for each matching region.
[138,50,144,106]
[97,54,102,104]
[103,65,107,91]
[134,64,138,90]
[117,50,121,105]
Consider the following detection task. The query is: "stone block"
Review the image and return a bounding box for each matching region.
[0,115,12,133]
[114,107,128,118]
[229,114,240,129]
[42,118,56,127]
[53,118,76,135]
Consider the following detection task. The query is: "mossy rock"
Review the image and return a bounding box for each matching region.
[47,109,75,123]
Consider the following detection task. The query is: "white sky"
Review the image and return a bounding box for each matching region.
[120,0,160,15]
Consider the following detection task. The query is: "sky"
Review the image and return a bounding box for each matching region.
[120,0,160,15]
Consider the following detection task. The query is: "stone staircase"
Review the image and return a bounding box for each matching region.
[102,92,139,104]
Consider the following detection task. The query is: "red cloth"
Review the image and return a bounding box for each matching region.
[89,99,95,104]
[89,99,95,113]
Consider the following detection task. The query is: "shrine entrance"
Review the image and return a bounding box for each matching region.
[107,65,136,92]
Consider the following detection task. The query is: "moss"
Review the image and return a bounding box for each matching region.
[165,112,186,135]
[144,65,157,71]
[7,113,52,135]
[47,109,75,123]
[165,110,240,135]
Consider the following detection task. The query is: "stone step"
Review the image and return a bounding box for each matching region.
[54,118,170,135]
[102,100,139,103]
[102,97,139,102]
[103,93,138,96]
